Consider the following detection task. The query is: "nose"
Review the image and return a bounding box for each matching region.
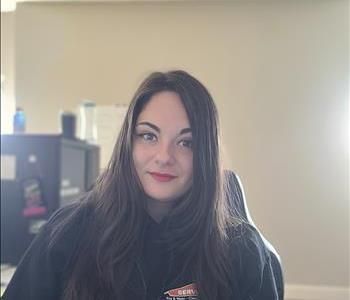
[155,141,175,166]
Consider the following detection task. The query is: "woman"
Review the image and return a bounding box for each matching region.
[3,70,279,300]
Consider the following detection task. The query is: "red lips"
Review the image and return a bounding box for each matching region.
[149,172,177,182]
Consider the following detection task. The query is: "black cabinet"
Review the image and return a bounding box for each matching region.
[1,134,100,264]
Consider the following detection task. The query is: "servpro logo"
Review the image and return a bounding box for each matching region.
[164,283,198,299]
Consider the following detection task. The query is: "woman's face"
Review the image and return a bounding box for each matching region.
[132,91,193,201]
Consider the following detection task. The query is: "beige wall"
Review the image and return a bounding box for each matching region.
[2,0,349,289]
[1,11,15,108]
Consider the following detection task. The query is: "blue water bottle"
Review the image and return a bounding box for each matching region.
[13,107,26,133]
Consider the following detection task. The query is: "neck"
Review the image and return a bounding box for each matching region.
[146,197,175,223]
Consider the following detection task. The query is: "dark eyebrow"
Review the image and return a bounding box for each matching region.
[136,122,160,132]
[136,122,192,135]
[179,128,192,135]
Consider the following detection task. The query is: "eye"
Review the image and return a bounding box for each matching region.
[137,132,157,142]
[178,139,193,149]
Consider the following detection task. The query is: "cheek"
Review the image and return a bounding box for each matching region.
[132,145,143,171]
[132,144,152,170]
[181,153,193,178]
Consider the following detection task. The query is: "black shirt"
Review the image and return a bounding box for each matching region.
[3,204,279,300]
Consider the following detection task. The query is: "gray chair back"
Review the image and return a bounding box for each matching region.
[224,170,284,299]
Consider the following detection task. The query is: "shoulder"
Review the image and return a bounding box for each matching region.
[24,198,95,275]
[45,199,94,234]
[2,200,95,300]
[44,199,95,253]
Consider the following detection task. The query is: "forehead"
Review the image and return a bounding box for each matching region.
[137,91,190,127]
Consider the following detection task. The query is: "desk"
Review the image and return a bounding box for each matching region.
[1,264,16,296]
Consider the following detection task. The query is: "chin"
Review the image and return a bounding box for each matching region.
[144,187,183,202]
[146,192,178,202]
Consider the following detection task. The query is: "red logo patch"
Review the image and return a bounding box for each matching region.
[164,283,198,298]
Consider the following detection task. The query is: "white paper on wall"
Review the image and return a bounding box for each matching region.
[1,155,16,180]
[95,105,128,170]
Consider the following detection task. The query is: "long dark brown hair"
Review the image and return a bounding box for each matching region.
[49,70,237,300]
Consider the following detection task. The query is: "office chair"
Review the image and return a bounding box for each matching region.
[224,170,284,299]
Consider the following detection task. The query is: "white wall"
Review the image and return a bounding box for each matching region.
[1,0,349,292]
